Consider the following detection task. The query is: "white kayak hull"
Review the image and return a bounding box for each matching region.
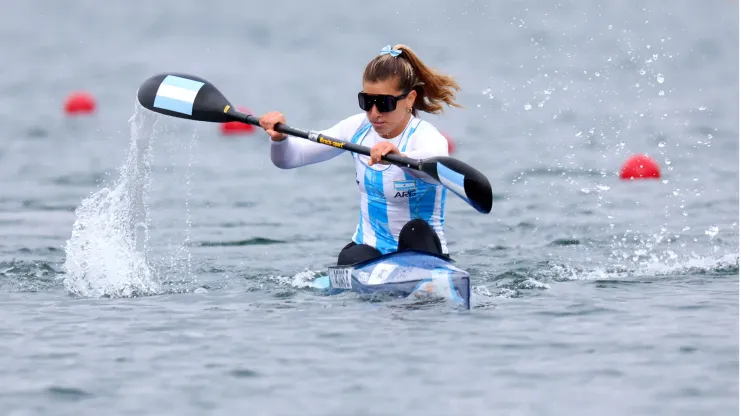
[312,249,470,309]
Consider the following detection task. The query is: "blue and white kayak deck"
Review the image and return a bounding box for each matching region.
[311,250,470,309]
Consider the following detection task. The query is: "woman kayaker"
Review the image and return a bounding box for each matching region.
[258,44,462,266]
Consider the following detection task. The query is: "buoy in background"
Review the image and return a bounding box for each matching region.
[220,106,255,136]
[619,154,661,180]
[442,132,456,154]
[64,91,96,115]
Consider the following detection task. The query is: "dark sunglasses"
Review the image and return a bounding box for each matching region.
[357,91,410,113]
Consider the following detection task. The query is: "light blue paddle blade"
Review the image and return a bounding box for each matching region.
[420,156,492,214]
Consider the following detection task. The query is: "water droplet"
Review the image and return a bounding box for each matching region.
[656,73,665,83]
[639,69,646,75]
[658,90,665,96]
[705,226,719,239]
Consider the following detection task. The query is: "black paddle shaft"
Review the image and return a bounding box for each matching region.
[234,110,492,214]
[135,72,493,214]
[236,112,422,169]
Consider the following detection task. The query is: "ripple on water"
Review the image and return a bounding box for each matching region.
[228,369,261,379]
[44,386,93,401]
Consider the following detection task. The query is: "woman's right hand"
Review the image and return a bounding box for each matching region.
[258,111,288,142]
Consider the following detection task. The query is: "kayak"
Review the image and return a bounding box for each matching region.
[311,250,471,309]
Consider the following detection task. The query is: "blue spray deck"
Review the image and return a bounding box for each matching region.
[312,250,470,309]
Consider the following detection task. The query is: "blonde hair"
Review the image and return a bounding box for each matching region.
[362,44,462,116]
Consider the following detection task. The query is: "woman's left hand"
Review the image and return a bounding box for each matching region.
[369,142,402,166]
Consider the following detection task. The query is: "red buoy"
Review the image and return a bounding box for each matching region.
[619,154,661,180]
[442,132,456,154]
[220,106,255,136]
[64,91,96,115]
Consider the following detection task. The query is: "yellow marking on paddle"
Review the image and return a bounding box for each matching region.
[223,105,231,113]
[318,137,345,149]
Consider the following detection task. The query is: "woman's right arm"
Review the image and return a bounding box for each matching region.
[269,129,344,169]
[260,112,365,169]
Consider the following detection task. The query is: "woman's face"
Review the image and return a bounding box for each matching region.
[361,77,416,138]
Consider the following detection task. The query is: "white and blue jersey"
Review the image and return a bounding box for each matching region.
[270,113,450,255]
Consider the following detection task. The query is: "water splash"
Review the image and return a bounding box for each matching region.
[542,252,738,282]
[0,260,60,292]
[267,269,323,289]
[162,130,198,284]
[63,104,161,298]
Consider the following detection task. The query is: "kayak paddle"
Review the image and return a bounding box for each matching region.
[136,73,493,214]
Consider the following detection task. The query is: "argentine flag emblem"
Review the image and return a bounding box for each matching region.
[152,75,205,116]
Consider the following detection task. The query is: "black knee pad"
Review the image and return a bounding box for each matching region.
[400,218,434,235]
[398,219,442,255]
[337,243,382,266]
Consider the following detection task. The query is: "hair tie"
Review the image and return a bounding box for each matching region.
[379,45,402,57]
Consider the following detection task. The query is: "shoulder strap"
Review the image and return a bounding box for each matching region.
[399,118,423,153]
[350,118,372,144]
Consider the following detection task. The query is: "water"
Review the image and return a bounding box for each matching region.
[1,0,738,415]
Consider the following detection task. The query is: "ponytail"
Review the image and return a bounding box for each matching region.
[363,44,462,116]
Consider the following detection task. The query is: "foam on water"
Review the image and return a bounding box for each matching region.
[63,104,162,298]
[472,222,738,300]
[269,269,323,289]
